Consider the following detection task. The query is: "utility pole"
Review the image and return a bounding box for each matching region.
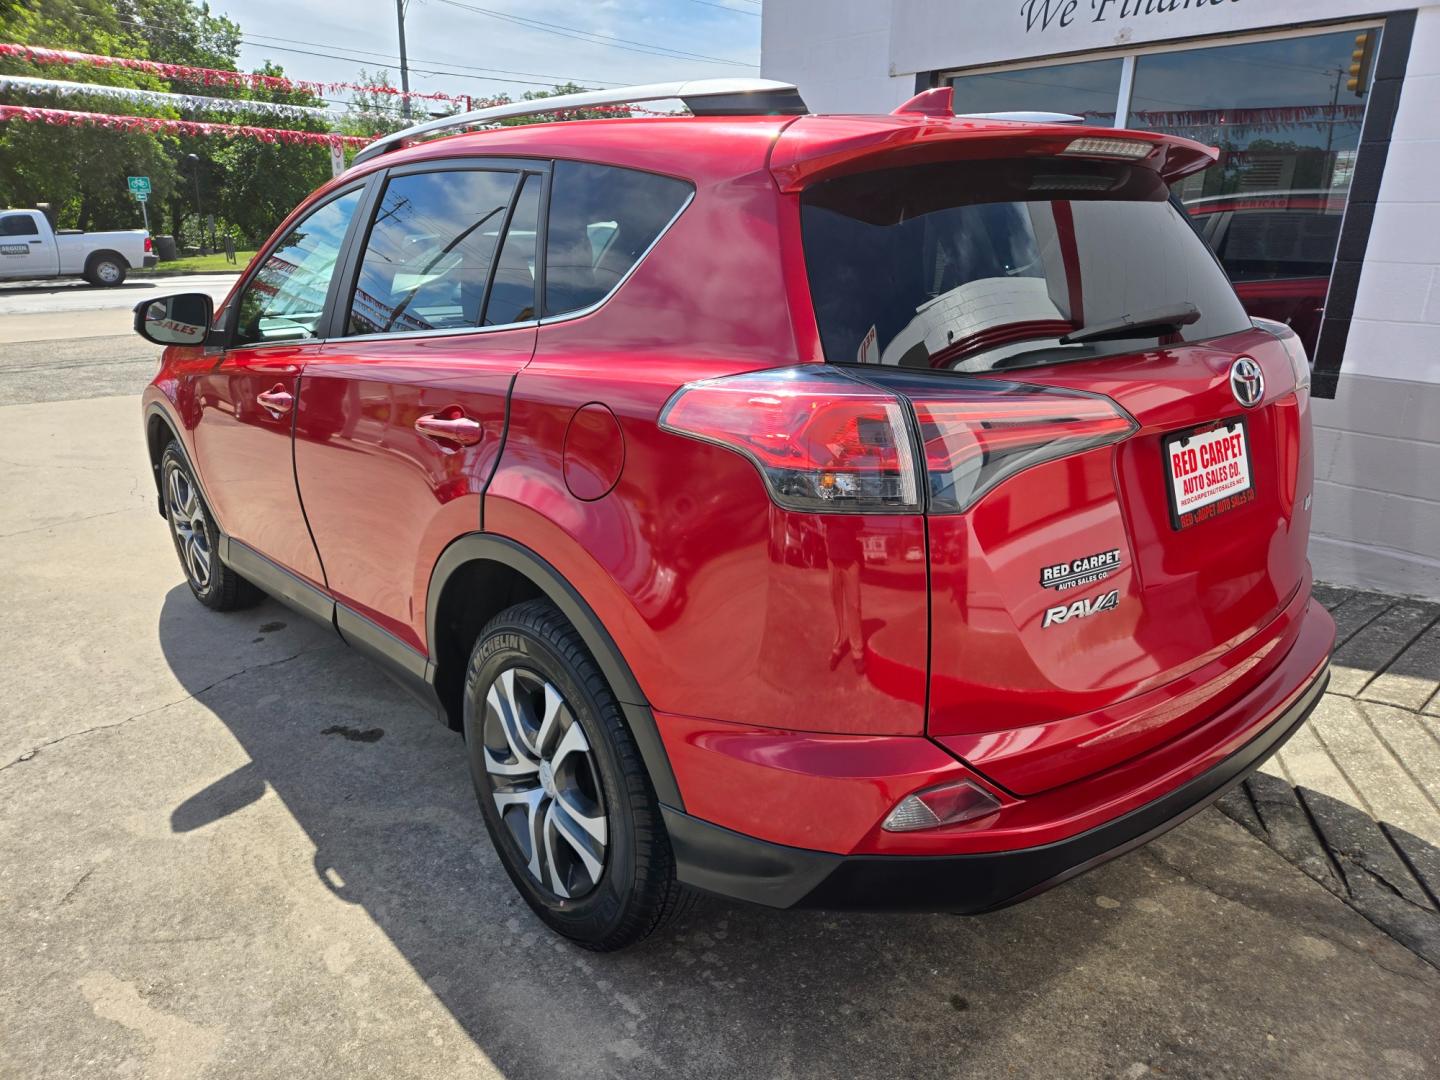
[395,0,411,120]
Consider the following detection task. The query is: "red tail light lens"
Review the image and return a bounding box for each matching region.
[144,235,153,253]
[912,382,1136,513]
[660,367,919,513]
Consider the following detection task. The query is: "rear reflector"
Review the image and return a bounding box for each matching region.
[882,779,1002,832]
[660,367,919,513]
[1062,136,1154,160]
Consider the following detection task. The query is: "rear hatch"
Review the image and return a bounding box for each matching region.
[794,135,1314,796]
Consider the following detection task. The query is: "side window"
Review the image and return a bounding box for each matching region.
[234,190,361,346]
[482,173,541,326]
[544,162,692,317]
[346,169,518,337]
[0,214,39,237]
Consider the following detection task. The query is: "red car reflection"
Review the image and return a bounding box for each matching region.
[1186,189,1346,356]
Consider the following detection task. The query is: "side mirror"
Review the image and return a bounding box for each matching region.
[134,293,214,346]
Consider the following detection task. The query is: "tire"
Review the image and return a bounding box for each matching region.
[464,599,693,951]
[160,441,263,611]
[84,254,127,287]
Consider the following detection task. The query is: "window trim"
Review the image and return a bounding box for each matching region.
[322,156,549,345]
[224,177,377,351]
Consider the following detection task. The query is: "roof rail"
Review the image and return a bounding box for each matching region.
[350,78,808,166]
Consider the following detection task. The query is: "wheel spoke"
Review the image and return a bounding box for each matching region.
[493,786,546,881]
[487,676,538,769]
[548,801,604,884]
[553,788,607,846]
[535,682,564,758]
[542,809,570,899]
[188,538,211,584]
[550,720,590,773]
[483,744,538,778]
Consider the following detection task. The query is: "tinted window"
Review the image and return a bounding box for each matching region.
[1216,208,1344,282]
[483,173,541,326]
[951,58,1122,125]
[1,214,39,236]
[234,190,360,346]
[801,159,1251,374]
[544,161,692,316]
[347,169,518,337]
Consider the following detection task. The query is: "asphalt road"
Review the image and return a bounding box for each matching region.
[2,286,1438,1080]
[0,275,236,405]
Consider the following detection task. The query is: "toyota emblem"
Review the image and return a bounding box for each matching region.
[1230,357,1264,408]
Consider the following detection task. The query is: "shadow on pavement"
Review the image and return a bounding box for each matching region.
[155,583,1433,1078]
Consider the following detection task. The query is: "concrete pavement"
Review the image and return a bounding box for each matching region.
[2,301,1438,1079]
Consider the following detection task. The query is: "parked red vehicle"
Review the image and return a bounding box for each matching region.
[136,81,1333,951]
[1185,189,1346,357]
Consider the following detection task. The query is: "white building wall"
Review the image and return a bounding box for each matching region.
[1310,5,1440,599]
[761,0,1440,600]
[759,0,913,114]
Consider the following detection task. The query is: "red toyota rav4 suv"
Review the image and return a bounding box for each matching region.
[136,81,1334,951]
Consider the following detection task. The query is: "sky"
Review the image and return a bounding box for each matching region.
[211,0,764,115]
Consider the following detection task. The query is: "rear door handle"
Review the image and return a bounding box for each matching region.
[257,385,293,416]
[416,407,483,447]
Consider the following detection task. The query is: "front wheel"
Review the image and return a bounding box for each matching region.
[464,600,692,951]
[160,442,262,611]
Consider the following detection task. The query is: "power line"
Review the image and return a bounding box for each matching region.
[429,0,757,67]
[682,0,761,16]
[237,30,626,87]
[63,9,628,90]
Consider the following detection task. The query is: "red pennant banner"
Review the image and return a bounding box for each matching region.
[0,103,371,147]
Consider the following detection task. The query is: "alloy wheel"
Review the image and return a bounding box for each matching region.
[166,465,212,591]
[482,667,608,899]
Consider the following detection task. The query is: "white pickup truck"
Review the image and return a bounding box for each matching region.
[0,209,155,287]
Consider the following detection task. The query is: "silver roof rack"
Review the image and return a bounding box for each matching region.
[957,111,1085,124]
[351,78,808,166]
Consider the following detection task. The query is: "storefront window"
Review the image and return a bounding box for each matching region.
[950,58,1121,124]
[1128,29,1380,354]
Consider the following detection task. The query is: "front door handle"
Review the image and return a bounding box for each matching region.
[257,385,293,416]
[415,407,483,447]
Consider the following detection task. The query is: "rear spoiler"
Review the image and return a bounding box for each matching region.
[770,109,1218,194]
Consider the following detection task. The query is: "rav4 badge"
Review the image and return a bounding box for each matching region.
[1042,589,1120,629]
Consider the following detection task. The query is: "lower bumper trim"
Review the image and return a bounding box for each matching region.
[664,663,1328,912]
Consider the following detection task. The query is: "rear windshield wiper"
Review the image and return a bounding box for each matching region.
[1058,303,1201,345]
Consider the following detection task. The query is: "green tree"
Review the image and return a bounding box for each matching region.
[498,82,629,125]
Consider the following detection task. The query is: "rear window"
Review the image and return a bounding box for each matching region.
[801,159,1250,373]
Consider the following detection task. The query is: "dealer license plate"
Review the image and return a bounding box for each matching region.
[1164,418,1255,530]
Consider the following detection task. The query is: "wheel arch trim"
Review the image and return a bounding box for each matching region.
[426,533,683,809]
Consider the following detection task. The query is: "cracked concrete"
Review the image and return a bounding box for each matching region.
[3,308,1439,1078]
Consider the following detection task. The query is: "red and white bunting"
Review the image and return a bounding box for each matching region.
[0,103,370,147]
[0,43,474,106]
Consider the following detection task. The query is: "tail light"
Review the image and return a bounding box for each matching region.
[660,368,919,513]
[909,381,1137,513]
[144,235,153,253]
[660,367,1134,515]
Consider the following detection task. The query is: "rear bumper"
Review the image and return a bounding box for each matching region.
[142,255,158,268]
[664,659,1328,912]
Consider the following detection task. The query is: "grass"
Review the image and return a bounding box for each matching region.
[144,249,256,275]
